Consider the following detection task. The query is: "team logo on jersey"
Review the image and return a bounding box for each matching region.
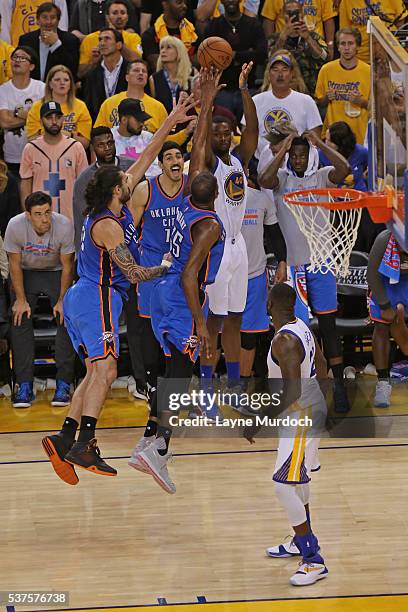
[264,108,292,133]
[99,331,115,345]
[184,335,199,349]
[224,170,245,205]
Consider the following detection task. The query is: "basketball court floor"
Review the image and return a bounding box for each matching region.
[2,385,408,612]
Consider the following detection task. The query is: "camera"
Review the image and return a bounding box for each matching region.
[287,9,301,21]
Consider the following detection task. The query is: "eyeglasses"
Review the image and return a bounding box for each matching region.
[12,56,30,62]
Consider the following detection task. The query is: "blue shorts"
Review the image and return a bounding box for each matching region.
[150,273,208,362]
[368,274,408,323]
[241,271,270,333]
[292,265,337,325]
[137,247,162,317]
[63,279,123,362]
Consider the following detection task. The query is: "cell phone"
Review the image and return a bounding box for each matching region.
[288,9,301,22]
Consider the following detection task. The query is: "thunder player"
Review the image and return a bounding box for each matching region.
[128,69,225,494]
[129,141,186,394]
[266,283,328,586]
[258,130,352,414]
[201,61,258,396]
[42,96,195,484]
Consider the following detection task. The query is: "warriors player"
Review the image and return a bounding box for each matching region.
[201,62,258,398]
[129,69,225,493]
[266,283,328,586]
[129,141,186,395]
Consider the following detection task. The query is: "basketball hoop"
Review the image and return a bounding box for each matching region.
[283,188,392,277]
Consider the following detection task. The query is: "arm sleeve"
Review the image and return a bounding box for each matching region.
[367,230,393,307]
[264,223,287,262]
[76,101,92,139]
[94,100,109,128]
[321,0,336,21]
[261,0,278,20]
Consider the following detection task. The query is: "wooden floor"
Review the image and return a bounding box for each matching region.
[1,386,408,612]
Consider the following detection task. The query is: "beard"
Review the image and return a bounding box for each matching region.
[119,187,131,204]
[43,123,62,135]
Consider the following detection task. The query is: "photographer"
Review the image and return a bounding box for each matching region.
[267,0,328,96]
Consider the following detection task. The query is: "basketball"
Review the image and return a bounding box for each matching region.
[197,36,233,71]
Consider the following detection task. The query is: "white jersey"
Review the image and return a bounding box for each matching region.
[268,318,316,379]
[213,152,247,239]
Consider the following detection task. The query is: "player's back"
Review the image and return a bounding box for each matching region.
[170,197,225,287]
[78,205,138,298]
[268,317,316,379]
[139,175,186,264]
[213,152,247,238]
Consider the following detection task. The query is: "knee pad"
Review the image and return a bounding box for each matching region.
[274,481,307,526]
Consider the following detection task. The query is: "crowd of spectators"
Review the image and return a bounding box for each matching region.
[0,0,406,406]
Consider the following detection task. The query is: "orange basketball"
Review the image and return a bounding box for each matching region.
[198,36,233,71]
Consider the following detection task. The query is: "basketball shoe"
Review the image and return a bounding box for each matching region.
[290,561,328,586]
[65,438,117,476]
[138,437,176,494]
[374,380,392,408]
[42,433,79,485]
[128,435,154,472]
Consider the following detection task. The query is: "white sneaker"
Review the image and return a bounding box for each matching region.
[128,435,154,473]
[138,437,176,494]
[374,380,392,408]
[290,561,328,586]
[266,537,300,558]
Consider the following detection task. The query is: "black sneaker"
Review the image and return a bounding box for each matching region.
[333,382,351,414]
[65,438,117,476]
[42,433,79,485]
[133,379,149,402]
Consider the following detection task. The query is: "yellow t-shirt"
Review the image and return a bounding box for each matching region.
[0,41,13,86]
[261,0,336,38]
[11,0,43,46]
[315,59,370,144]
[26,98,92,140]
[79,30,142,64]
[94,91,189,145]
[339,0,408,63]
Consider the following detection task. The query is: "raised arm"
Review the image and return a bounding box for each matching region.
[235,62,259,166]
[128,179,150,227]
[92,219,169,284]
[185,68,222,195]
[303,130,351,185]
[258,134,295,190]
[181,218,221,358]
[127,93,197,187]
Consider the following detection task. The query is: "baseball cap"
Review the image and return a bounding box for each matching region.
[40,101,63,118]
[269,54,292,68]
[118,98,151,122]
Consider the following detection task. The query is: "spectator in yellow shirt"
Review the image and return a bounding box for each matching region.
[0,15,14,85]
[339,0,408,63]
[94,59,193,146]
[315,27,370,145]
[262,0,336,57]
[26,65,92,149]
[78,0,142,79]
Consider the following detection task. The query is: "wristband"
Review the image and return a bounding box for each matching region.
[161,258,172,269]
[240,85,248,91]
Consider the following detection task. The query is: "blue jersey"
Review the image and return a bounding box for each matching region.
[139,174,187,263]
[170,197,225,287]
[78,205,138,298]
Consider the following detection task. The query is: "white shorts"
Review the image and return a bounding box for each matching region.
[272,404,323,485]
[206,233,248,316]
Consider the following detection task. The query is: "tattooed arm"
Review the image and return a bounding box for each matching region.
[92,218,168,284]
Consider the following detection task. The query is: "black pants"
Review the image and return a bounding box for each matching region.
[10,270,76,383]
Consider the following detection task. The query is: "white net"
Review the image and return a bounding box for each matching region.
[283,190,363,277]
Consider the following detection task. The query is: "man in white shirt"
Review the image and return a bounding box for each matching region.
[112,98,161,176]
[245,52,322,158]
[0,46,45,178]
[259,130,352,413]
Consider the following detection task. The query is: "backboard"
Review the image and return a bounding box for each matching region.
[369,16,408,250]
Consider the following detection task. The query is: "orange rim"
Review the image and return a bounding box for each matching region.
[282,188,393,222]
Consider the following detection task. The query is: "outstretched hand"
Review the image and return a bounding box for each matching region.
[199,67,225,105]
[170,92,198,125]
[239,61,253,89]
